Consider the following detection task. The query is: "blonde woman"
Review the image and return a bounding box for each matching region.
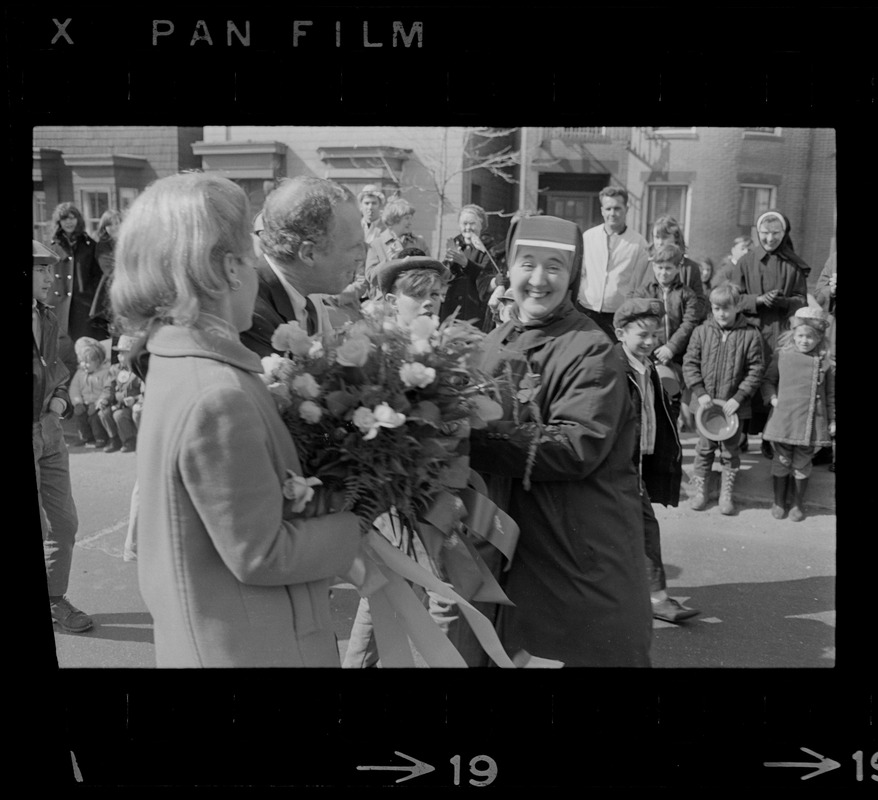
[111,172,361,667]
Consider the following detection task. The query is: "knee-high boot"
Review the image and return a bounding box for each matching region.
[771,476,788,519]
[789,478,809,522]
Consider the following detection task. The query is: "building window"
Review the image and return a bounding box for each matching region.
[119,188,139,213]
[743,127,782,137]
[645,184,689,237]
[80,190,111,235]
[738,185,776,227]
[649,126,697,139]
[545,192,603,233]
[33,189,49,243]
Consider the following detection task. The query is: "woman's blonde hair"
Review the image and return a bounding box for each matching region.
[74,336,107,365]
[110,172,251,331]
[382,197,415,226]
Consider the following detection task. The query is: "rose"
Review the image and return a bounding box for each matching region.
[116,369,131,385]
[271,322,313,357]
[352,407,377,438]
[408,338,433,356]
[282,469,323,513]
[336,334,372,367]
[308,339,325,359]
[291,373,321,399]
[298,400,323,424]
[399,361,437,389]
[260,353,297,384]
[352,403,407,440]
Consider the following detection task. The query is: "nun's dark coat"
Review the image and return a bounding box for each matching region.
[469,299,652,667]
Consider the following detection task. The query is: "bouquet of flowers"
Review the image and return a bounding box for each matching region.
[260,301,505,536]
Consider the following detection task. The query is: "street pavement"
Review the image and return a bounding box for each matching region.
[50,420,835,669]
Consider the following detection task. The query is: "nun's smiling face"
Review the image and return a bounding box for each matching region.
[758,218,785,253]
[509,243,572,322]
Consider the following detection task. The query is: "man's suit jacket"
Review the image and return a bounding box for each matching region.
[241,257,359,358]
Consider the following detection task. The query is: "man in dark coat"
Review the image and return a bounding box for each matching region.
[613,298,699,624]
[241,177,365,357]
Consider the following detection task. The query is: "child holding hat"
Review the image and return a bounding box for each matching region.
[612,297,699,623]
[683,283,765,514]
[761,306,835,521]
[455,215,652,667]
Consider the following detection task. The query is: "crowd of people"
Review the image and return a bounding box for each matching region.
[32,176,835,665]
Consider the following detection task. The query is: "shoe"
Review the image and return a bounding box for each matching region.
[718,467,739,516]
[761,440,774,460]
[689,474,708,511]
[652,597,700,623]
[50,597,94,633]
[104,439,122,453]
[80,438,95,447]
[86,440,103,449]
[120,441,136,453]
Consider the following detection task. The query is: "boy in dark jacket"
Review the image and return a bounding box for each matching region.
[683,283,765,514]
[614,298,699,624]
[629,242,704,425]
[32,240,93,633]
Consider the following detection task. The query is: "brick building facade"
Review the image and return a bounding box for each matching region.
[32,125,835,285]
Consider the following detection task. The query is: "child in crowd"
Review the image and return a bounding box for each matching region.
[69,336,112,447]
[613,298,699,623]
[629,242,702,424]
[97,334,144,453]
[683,284,765,514]
[761,306,836,522]
[343,255,454,668]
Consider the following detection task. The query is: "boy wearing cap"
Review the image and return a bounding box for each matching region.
[761,306,835,521]
[97,334,144,453]
[629,242,704,424]
[343,255,454,668]
[32,240,94,633]
[613,298,699,623]
[683,284,765,514]
[374,256,451,329]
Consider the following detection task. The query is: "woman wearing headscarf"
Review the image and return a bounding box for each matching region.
[440,204,504,330]
[731,210,809,449]
[451,215,652,668]
[110,172,361,667]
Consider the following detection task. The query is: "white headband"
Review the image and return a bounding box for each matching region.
[513,238,577,252]
[756,211,787,232]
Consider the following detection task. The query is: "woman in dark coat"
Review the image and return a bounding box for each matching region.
[456,214,652,668]
[48,203,108,371]
[440,204,504,330]
[91,209,123,343]
[730,210,809,443]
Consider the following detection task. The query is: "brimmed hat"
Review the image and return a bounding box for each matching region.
[790,306,829,332]
[374,256,449,296]
[33,240,58,265]
[613,298,665,330]
[695,399,740,442]
[655,363,680,397]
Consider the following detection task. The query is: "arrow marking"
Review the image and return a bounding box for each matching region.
[357,751,435,784]
[764,747,841,780]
